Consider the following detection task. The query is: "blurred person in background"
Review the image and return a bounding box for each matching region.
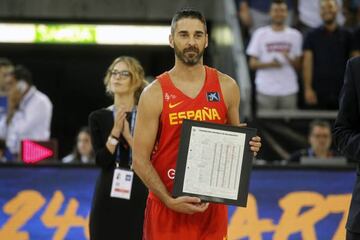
[0,59,13,162]
[62,127,95,164]
[296,0,345,33]
[237,0,294,34]
[237,0,295,35]
[288,120,337,162]
[0,58,13,96]
[0,65,52,161]
[88,56,148,240]
[343,0,360,28]
[303,0,355,110]
[333,57,360,239]
[247,0,302,111]
[0,139,7,162]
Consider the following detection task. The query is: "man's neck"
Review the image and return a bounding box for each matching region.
[170,58,204,82]
[271,23,285,32]
[313,148,329,158]
[324,22,337,32]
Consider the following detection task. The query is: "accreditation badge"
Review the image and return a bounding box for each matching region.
[110,168,134,200]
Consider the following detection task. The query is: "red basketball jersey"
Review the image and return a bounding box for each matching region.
[150,66,228,197]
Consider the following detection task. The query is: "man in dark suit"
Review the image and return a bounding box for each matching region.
[333,56,360,240]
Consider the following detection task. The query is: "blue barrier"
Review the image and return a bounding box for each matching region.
[0,166,355,240]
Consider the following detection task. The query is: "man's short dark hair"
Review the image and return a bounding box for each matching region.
[0,58,12,68]
[309,120,331,135]
[171,8,207,34]
[13,65,33,85]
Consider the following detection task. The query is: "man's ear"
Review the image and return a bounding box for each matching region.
[169,34,174,49]
[205,33,209,48]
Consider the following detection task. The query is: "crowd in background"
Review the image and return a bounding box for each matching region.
[0,58,94,164]
[0,59,53,163]
[0,0,358,164]
[236,0,359,163]
[237,0,360,111]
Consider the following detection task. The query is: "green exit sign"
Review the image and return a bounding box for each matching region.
[35,24,96,44]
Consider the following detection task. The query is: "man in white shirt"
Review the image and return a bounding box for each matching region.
[0,65,53,160]
[246,0,302,111]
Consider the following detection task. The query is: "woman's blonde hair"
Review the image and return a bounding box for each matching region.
[104,56,148,104]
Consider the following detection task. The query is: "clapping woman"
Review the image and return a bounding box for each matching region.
[89,56,148,240]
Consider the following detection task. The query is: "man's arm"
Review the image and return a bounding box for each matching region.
[218,73,261,154]
[132,81,209,214]
[246,29,282,71]
[283,54,302,71]
[333,58,360,160]
[302,50,317,105]
[248,56,282,70]
[285,30,303,71]
[219,73,241,126]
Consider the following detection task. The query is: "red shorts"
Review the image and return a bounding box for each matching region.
[143,193,228,240]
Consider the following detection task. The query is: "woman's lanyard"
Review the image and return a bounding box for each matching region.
[113,106,137,168]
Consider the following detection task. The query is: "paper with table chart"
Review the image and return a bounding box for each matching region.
[182,126,246,200]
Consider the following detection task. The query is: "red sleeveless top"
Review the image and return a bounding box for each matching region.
[150,66,228,197]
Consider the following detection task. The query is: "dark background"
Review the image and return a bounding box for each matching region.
[0,0,227,158]
[0,26,213,157]
[1,43,173,157]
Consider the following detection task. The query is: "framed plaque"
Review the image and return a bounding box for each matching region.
[173,119,257,207]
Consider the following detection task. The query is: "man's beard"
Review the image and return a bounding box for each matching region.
[271,19,286,27]
[323,16,336,25]
[174,44,205,66]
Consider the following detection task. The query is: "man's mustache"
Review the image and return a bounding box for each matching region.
[183,47,199,53]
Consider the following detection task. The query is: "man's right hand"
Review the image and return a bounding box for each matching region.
[6,87,22,124]
[304,88,318,105]
[8,87,22,111]
[165,196,209,214]
[269,59,282,68]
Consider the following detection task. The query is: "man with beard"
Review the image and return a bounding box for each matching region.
[246,0,302,111]
[132,8,262,240]
[303,0,355,110]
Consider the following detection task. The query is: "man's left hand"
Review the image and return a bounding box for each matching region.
[249,136,261,156]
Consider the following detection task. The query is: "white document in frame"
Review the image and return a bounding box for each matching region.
[182,126,246,200]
